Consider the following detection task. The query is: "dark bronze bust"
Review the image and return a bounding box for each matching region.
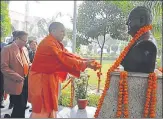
[121,6,157,73]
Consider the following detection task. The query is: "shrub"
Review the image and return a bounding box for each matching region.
[87,94,100,107]
[59,91,100,107]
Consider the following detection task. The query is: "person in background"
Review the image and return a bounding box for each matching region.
[1,31,31,118]
[0,41,7,108]
[28,37,38,63]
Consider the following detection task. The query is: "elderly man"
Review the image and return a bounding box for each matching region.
[28,22,99,118]
[1,31,31,118]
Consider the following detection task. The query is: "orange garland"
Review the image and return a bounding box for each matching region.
[97,72,102,85]
[97,72,102,78]
[90,61,101,71]
[94,25,152,118]
[97,71,102,92]
[61,77,74,108]
[116,72,124,117]
[61,78,72,90]
[69,79,74,108]
[122,71,129,118]
[116,71,129,118]
[144,73,157,118]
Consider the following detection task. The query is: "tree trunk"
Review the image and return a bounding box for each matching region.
[97,31,106,93]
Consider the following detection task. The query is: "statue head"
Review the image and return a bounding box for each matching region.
[126,6,152,37]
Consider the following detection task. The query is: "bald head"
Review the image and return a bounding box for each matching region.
[48,22,65,41]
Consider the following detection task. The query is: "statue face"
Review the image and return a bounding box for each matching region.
[126,6,152,37]
[126,13,141,37]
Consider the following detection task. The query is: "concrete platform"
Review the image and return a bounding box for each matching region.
[0,96,96,118]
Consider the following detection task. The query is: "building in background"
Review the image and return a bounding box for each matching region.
[9,10,41,32]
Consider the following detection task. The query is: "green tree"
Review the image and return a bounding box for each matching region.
[1,1,11,42]
[77,1,127,64]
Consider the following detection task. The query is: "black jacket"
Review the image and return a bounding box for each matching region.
[121,33,157,73]
[28,50,36,63]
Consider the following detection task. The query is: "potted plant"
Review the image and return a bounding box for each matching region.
[74,71,89,109]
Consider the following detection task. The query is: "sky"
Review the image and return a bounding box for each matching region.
[9,1,83,29]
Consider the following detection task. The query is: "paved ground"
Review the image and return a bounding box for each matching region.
[1,96,96,118]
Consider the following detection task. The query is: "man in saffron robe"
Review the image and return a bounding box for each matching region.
[28,22,98,118]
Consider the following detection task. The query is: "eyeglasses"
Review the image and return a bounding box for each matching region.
[19,37,28,43]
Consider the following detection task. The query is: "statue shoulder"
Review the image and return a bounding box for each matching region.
[136,39,157,51]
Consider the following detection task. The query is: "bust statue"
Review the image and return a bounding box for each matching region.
[121,6,157,73]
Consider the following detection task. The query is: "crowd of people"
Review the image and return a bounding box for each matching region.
[0,22,98,118]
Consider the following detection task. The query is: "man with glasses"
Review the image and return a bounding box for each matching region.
[1,31,31,118]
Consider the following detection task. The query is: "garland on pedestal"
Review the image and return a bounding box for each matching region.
[94,25,153,118]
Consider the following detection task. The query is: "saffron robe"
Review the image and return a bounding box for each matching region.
[28,34,87,113]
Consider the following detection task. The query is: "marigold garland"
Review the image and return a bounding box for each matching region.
[69,79,74,108]
[61,77,74,107]
[122,71,129,118]
[116,71,129,118]
[90,61,101,71]
[97,72,102,78]
[116,73,124,118]
[143,73,157,118]
[97,71,102,92]
[94,25,152,118]
[61,78,72,90]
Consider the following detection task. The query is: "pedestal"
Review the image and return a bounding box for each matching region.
[98,72,162,118]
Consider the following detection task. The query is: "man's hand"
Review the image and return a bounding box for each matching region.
[86,59,101,71]
[154,69,162,76]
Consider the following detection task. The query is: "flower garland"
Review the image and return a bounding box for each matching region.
[94,25,152,118]
[90,61,101,71]
[97,71,102,91]
[116,72,124,118]
[122,72,129,118]
[144,72,157,118]
[61,78,72,90]
[116,71,129,118]
[69,79,74,108]
[61,77,74,107]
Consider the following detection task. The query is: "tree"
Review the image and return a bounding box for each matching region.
[1,1,11,42]
[77,1,127,62]
[77,1,128,92]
